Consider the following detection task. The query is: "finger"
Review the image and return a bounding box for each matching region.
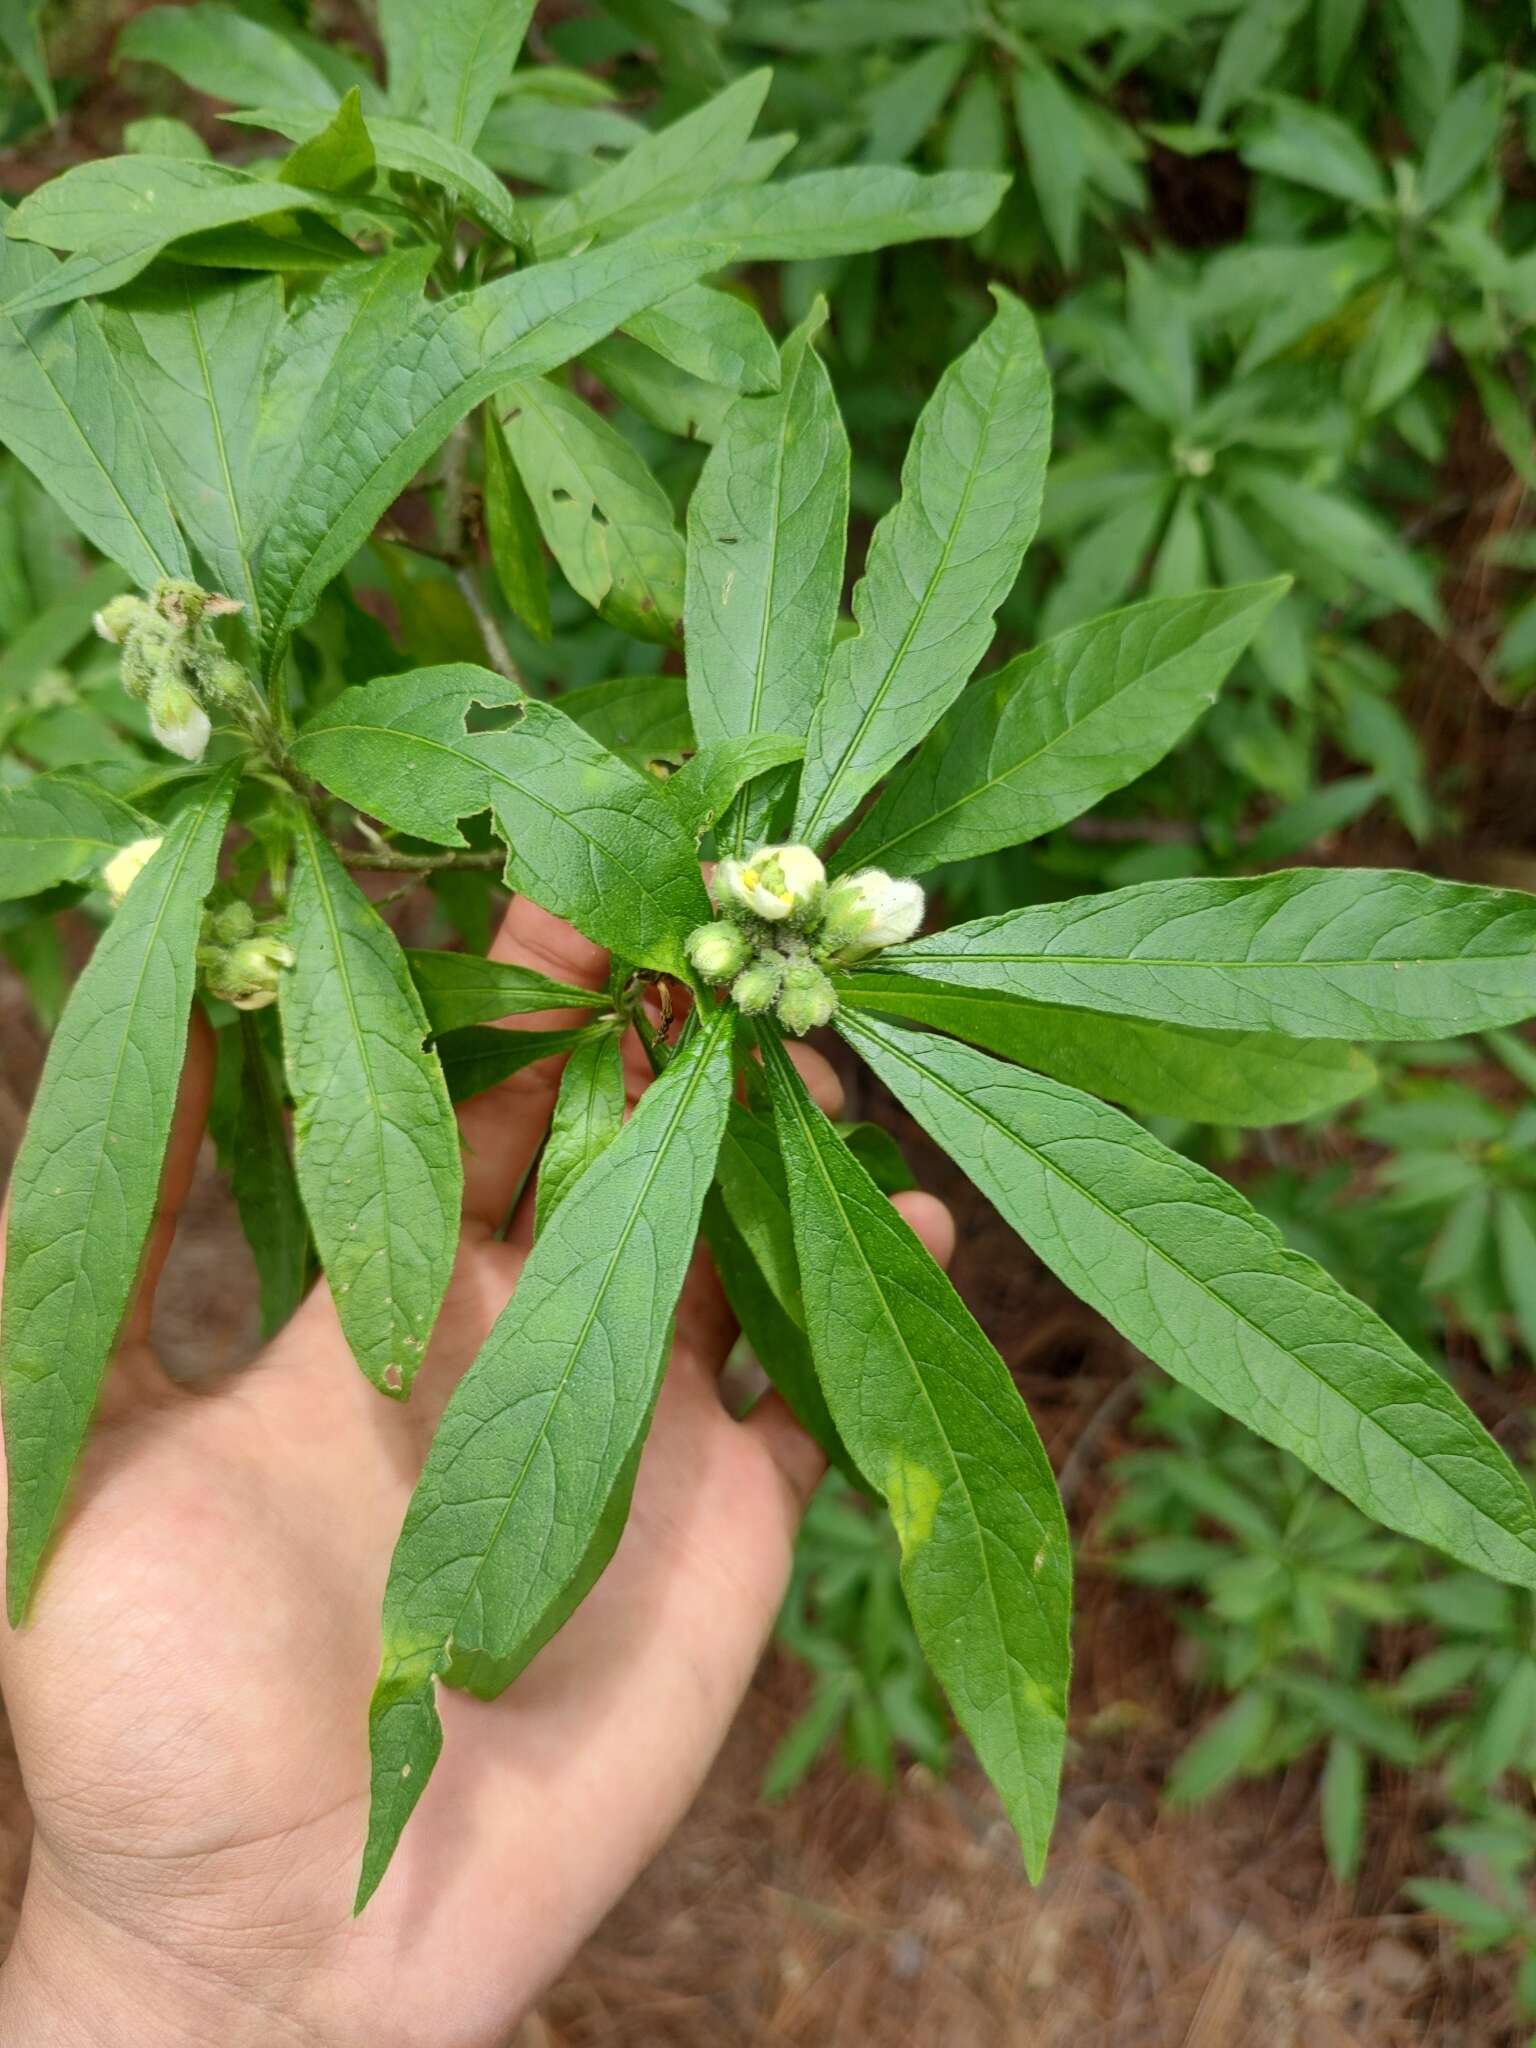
[457,895,611,1228]
[115,1010,217,1366]
[786,1042,843,1119]
[739,1185,957,1506]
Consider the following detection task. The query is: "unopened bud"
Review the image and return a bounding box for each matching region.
[685,920,752,982]
[731,952,786,1016]
[101,835,163,903]
[208,899,256,946]
[204,932,295,1010]
[148,679,212,761]
[775,960,836,1036]
[819,868,925,960]
[94,594,151,645]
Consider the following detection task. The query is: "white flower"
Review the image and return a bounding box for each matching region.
[101,835,163,904]
[719,843,826,923]
[685,920,752,981]
[148,680,212,762]
[820,869,925,959]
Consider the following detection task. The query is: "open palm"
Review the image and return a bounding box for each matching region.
[0,895,951,2048]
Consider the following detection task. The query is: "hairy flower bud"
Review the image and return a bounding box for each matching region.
[147,678,212,761]
[93,594,152,646]
[819,868,926,961]
[101,835,163,904]
[775,960,836,1036]
[730,952,786,1016]
[719,843,826,924]
[208,899,256,947]
[685,920,752,982]
[203,932,295,1011]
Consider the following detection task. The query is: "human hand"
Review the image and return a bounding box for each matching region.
[0,894,953,2048]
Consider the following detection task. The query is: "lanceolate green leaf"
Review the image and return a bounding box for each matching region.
[835,581,1288,878]
[686,301,848,852]
[482,407,550,640]
[406,949,609,1033]
[532,70,772,258]
[250,169,1010,656]
[0,0,55,121]
[843,1012,1536,1592]
[624,284,778,396]
[678,165,1009,264]
[402,0,534,150]
[761,1034,1071,1879]
[102,273,282,624]
[230,106,523,243]
[212,1013,310,1340]
[0,773,149,902]
[0,766,236,1621]
[252,230,720,657]
[501,378,686,644]
[247,248,436,540]
[662,733,804,841]
[279,814,461,1399]
[835,975,1377,1127]
[882,870,1536,1042]
[294,671,712,974]
[359,1010,733,1909]
[793,288,1051,846]
[535,1026,627,1234]
[706,1101,848,1473]
[2,157,362,318]
[435,1024,598,1105]
[118,4,349,113]
[0,222,190,587]
[0,561,127,704]
[291,665,519,845]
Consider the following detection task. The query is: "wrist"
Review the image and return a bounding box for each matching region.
[0,1880,317,2048]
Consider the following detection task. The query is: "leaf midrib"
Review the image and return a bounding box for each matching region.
[293,814,408,1391]
[301,712,703,956]
[3,302,182,581]
[797,337,1015,846]
[767,1039,1048,1790]
[847,1016,1536,1574]
[179,279,261,628]
[894,946,1502,976]
[845,613,1246,871]
[419,1012,727,1673]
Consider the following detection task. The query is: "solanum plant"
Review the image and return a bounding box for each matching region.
[5,1,1536,1917]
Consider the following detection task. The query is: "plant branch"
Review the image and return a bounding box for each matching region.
[338,847,505,873]
[456,563,525,688]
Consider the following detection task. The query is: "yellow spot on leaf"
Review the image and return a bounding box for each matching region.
[886,1457,942,1554]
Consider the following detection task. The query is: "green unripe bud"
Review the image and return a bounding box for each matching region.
[731,952,786,1016]
[147,677,212,761]
[775,961,836,1036]
[94,594,153,646]
[685,920,752,983]
[202,930,295,1010]
[818,868,926,962]
[208,899,256,946]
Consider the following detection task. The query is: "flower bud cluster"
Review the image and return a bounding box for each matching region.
[196,897,295,1011]
[95,579,252,763]
[684,843,924,1037]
